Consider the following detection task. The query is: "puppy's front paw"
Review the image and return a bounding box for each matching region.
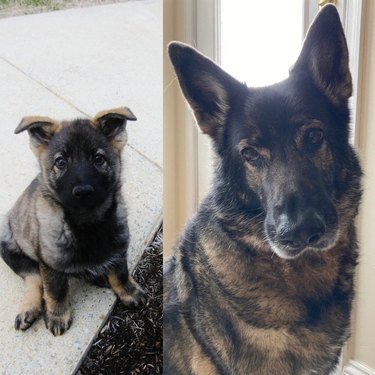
[44,308,72,336]
[15,273,43,331]
[118,278,147,308]
[15,308,42,331]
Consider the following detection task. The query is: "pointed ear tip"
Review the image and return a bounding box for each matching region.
[168,41,185,54]
[321,3,338,12]
[123,108,137,121]
[318,3,340,22]
[14,119,26,134]
[168,41,196,62]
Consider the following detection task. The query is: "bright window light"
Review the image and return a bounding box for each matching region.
[221,0,304,87]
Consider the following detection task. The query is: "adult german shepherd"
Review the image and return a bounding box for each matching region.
[0,107,146,336]
[164,5,362,374]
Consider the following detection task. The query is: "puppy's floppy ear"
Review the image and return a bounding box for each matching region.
[168,42,244,144]
[93,107,137,151]
[290,4,352,105]
[15,116,61,156]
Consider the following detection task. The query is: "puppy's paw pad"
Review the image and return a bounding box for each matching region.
[15,309,41,331]
[44,310,72,336]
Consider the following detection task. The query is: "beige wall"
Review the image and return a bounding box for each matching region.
[163,0,196,257]
[163,0,176,258]
[349,0,375,369]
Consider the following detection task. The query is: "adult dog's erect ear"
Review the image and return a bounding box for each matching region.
[93,107,137,151]
[168,42,244,143]
[15,116,61,156]
[291,4,352,105]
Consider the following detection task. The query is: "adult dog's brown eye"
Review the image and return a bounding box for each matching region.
[55,156,67,169]
[242,147,260,162]
[308,128,324,146]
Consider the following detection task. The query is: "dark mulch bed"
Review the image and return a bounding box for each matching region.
[77,227,163,375]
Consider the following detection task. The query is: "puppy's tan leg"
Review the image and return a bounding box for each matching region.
[15,273,43,330]
[108,271,146,308]
[40,264,72,336]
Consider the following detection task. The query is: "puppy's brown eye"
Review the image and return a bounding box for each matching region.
[94,154,106,166]
[242,147,260,163]
[55,157,67,169]
[307,129,324,146]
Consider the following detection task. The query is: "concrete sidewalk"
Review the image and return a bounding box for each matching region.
[0,1,162,374]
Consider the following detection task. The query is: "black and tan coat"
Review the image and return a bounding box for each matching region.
[1,107,145,336]
[164,5,362,375]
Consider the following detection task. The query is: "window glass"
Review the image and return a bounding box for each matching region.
[221,0,304,86]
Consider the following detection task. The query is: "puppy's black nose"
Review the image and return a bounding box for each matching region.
[72,185,94,198]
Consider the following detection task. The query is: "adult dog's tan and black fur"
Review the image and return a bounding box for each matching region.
[0,107,145,336]
[164,5,362,374]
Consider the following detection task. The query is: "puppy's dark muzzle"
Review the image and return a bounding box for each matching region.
[276,210,326,250]
[72,185,94,198]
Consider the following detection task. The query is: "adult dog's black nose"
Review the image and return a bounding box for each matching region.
[277,211,326,248]
[72,185,94,198]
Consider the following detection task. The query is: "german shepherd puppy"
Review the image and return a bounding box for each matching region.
[164,5,362,374]
[0,107,146,336]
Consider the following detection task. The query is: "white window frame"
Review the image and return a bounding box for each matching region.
[181,0,220,205]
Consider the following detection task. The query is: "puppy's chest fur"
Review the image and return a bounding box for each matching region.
[9,178,129,274]
[38,201,128,274]
[60,212,127,273]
